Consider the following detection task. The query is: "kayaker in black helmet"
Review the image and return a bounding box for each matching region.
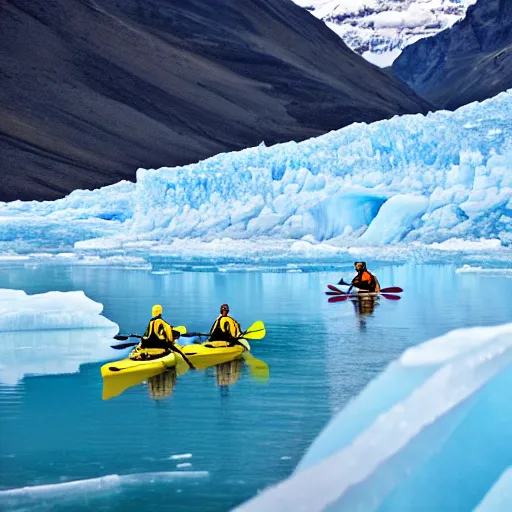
[339,262,380,293]
[139,304,181,352]
[209,304,242,343]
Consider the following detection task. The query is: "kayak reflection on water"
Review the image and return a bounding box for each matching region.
[102,318,269,400]
[102,354,269,401]
[350,294,380,331]
[215,358,245,396]
[146,369,178,400]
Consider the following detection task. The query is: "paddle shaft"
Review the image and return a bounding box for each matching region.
[328,284,403,294]
[328,293,401,303]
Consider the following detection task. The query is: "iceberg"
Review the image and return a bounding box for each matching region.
[0,289,119,385]
[0,471,208,510]
[0,91,511,263]
[456,264,512,278]
[233,323,512,511]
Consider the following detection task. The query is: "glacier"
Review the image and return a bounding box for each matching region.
[234,323,512,512]
[0,289,119,385]
[0,91,511,266]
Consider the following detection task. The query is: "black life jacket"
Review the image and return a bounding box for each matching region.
[209,315,241,342]
[140,315,172,350]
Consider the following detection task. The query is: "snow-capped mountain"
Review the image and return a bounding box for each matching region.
[294,0,476,67]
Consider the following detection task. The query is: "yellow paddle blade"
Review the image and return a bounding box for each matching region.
[175,325,187,334]
[242,321,266,340]
[243,352,269,382]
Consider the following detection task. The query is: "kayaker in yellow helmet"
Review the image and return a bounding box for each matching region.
[208,304,242,343]
[139,304,181,352]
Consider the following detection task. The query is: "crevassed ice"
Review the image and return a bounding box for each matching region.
[0,91,511,256]
[233,322,512,511]
[0,289,119,385]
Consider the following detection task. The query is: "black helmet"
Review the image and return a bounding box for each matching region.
[354,261,367,270]
[220,303,229,313]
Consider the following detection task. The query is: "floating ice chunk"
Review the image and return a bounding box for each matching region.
[0,289,116,331]
[0,254,31,261]
[234,323,512,511]
[428,238,502,251]
[0,289,118,385]
[168,453,193,460]
[0,328,118,385]
[455,264,512,277]
[0,471,208,510]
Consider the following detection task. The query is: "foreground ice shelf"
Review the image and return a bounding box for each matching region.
[234,322,512,511]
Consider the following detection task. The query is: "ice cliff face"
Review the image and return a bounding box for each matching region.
[293,0,476,67]
[0,91,511,258]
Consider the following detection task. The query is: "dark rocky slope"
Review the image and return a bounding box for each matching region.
[393,0,512,110]
[1,0,429,201]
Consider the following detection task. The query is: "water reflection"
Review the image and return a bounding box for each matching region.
[102,355,268,401]
[215,358,244,389]
[350,295,380,331]
[146,369,178,400]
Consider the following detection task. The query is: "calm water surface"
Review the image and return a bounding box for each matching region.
[0,263,511,511]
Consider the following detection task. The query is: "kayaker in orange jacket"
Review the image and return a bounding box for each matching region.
[339,262,380,293]
[352,261,380,292]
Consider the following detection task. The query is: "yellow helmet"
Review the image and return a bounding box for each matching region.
[152,304,163,317]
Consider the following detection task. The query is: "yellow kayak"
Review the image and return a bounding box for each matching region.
[100,341,247,378]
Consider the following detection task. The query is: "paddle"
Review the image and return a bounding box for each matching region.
[328,293,401,303]
[108,326,195,371]
[108,340,196,372]
[379,287,403,294]
[180,320,266,344]
[243,351,270,381]
[111,326,187,349]
[234,321,268,380]
[328,284,403,294]
[328,294,349,302]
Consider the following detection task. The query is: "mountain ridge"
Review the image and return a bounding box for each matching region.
[392,0,512,109]
[0,0,429,202]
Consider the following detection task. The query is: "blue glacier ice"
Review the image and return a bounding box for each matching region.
[234,323,512,512]
[0,91,511,264]
[0,289,119,385]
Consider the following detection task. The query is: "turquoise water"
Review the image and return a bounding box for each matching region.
[1,263,511,511]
